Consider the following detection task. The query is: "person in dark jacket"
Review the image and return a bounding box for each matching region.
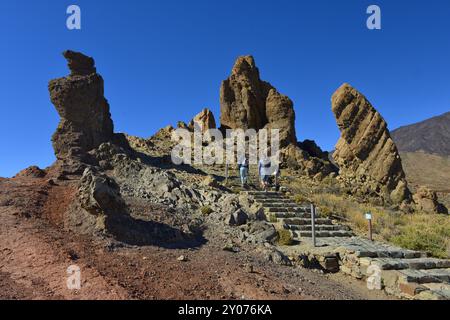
[238,156,249,187]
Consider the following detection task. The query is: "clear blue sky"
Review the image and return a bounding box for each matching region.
[1,0,449,177]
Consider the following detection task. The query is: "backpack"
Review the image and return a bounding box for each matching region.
[239,158,248,169]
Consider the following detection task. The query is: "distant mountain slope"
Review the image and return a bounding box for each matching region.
[400,152,450,192]
[391,112,450,156]
[399,152,450,208]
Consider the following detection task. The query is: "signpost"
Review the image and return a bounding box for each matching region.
[311,204,316,247]
[225,163,228,186]
[365,212,373,241]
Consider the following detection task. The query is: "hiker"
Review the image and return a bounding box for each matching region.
[238,156,249,187]
[258,156,271,191]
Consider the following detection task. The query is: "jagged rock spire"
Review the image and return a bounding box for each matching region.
[219,55,297,148]
[49,50,114,162]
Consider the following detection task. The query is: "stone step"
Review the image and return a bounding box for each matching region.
[397,268,450,284]
[253,196,286,201]
[282,217,333,225]
[246,191,283,196]
[293,230,354,238]
[257,199,297,204]
[266,207,309,213]
[421,283,450,299]
[286,224,349,232]
[371,257,450,271]
[273,212,312,219]
[356,249,423,259]
[261,203,301,208]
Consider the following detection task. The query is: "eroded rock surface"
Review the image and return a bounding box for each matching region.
[188,108,216,132]
[331,83,411,204]
[49,50,114,162]
[413,187,448,214]
[220,56,296,148]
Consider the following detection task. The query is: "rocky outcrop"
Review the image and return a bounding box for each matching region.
[298,140,329,160]
[220,56,296,147]
[49,50,114,162]
[280,144,336,179]
[331,83,411,204]
[413,187,448,214]
[14,166,47,179]
[78,167,125,218]
[188,108,216,132]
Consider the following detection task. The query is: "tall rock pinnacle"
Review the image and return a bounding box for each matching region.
[331,83,411,204]
[49,50,114,162]
[220,56,297,148]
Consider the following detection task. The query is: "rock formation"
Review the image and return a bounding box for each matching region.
[280,144,335,178]
[331,83,411,204]
[49,50,114,162]
[188,108,216,132]
[413,187,448,214]
[220,56,296,148]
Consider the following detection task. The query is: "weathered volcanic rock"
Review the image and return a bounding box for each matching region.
[331,83,411,204]
[264,89,296,147]
[220,56,296,147]
[298,140,329,160]
[13,166,47,179]
[188,108,216,132]
[64,50,96,76]
[78,167,125,218]
[280,144,336,178]
[413,187,448,214]
[49,50,114,162]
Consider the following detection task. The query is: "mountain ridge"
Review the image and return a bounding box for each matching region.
[391,111,450,156]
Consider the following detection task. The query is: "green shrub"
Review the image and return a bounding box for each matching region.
[277,229,294,246]
[293,194,308,204]
[200,206,213,215]
[319,206,333,218]
[284,174,450,259]
[390,215,450,259]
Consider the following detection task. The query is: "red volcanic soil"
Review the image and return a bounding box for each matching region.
[0,170,393,300]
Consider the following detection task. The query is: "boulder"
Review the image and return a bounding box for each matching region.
[228,208,248,226]
[78,168,125,217]
[201,175,220,188]
[188,108,216,132]
[219,56,296,147]
[243,221,277,244]
[331,83,411,204]
[262,247,292,266]
[280,144,336,177]
[49,50,114,161]
[413,186,448,214]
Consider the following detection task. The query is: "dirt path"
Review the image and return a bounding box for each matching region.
[0,177,395,300]
[0,206,128,300]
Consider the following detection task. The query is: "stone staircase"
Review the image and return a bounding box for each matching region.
[246,190,353,239]
[243,190,450,300]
